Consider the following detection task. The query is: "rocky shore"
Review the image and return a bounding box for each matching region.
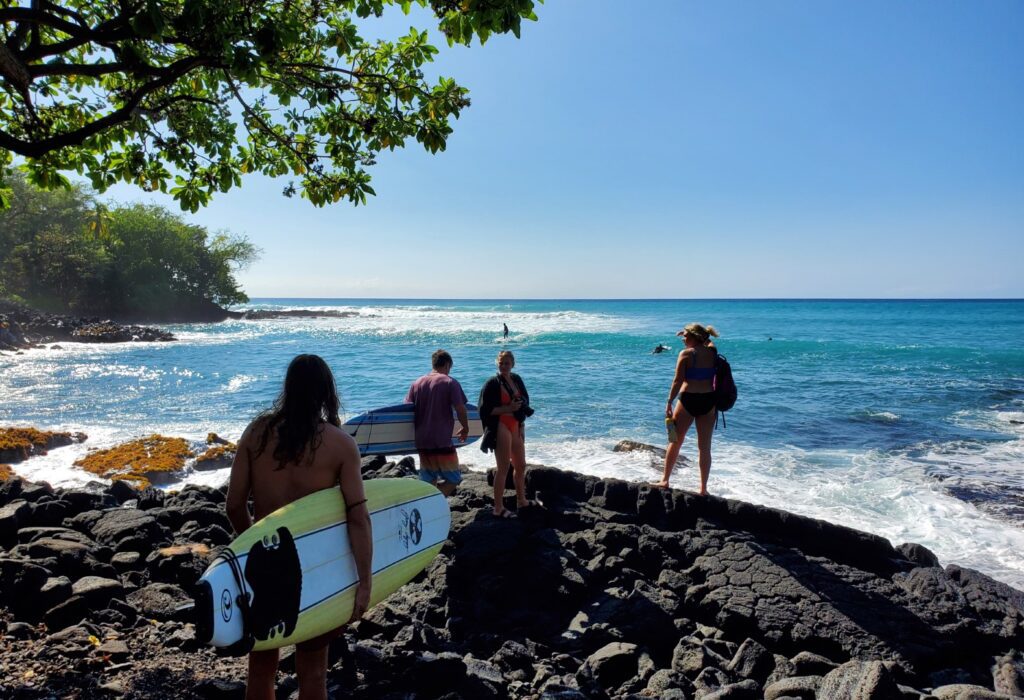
[0,300,174,351]
[0,300,378,353]
[1,454,1022,699]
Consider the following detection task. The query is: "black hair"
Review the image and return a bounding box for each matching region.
[431,349,453,370]
[254,354,341,470]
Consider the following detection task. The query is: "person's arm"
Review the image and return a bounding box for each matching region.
[666,352,688,418]
[454,403,469,442]
[453,381,469,442]
[225,423,256,535]
[339,435,372,622]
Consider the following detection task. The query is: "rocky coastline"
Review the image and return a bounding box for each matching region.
[1,447,1022,699]
[0,300,174,351]
[0,300,377,353]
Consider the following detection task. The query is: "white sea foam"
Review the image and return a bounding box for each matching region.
[863,410,901,423]
[224,374,258,392]
[229,303,630,337]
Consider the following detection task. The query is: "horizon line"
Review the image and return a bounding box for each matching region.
[243,296,1024,302]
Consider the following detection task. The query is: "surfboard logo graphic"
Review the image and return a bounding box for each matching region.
[399,508,423,549]
[221,589,233,622]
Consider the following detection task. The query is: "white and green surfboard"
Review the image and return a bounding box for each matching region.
[194,478,450,652]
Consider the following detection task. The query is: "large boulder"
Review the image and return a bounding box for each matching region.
[126,582,193,622]
[90,508,168,548]
[818,660,902,699]
[0,557,53,620]
[0,499,31,546]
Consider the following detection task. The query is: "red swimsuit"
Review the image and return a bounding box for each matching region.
[499,385,520,432]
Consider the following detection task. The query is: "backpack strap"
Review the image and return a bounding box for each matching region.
[498,373,519,400]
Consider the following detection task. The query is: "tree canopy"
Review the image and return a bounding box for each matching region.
[0,171,257,315]
[0,0,540,211]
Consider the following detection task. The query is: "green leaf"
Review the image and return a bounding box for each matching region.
[0,0,542,210]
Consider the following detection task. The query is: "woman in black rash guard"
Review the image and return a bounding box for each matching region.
[653,323,719,495]
[478,350,535,517]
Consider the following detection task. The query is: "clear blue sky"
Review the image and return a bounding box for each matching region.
[105,0,1024,299]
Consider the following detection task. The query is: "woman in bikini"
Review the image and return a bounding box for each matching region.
[478,350,535,518]
[653,323,720,495]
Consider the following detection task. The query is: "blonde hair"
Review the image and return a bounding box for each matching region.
[497,350,515,366]
[682,323,719,344]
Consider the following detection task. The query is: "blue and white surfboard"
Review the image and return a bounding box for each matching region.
[342,403,484,456]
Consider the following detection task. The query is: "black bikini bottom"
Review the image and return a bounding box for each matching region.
[680,392,716,417]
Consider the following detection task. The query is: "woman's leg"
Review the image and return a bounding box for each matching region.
[494,423,513,514]
[511,425,528,507]
[654,404,695,488]
[694,410,716,496]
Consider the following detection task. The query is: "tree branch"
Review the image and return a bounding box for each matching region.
[29,60,146,78]
[0,7,93,40]
[0,55,208,158]
[225,74,314,167]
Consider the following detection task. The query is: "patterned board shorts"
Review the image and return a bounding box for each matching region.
[417,447,463,485]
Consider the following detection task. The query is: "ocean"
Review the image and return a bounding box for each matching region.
[2,299,1023,588]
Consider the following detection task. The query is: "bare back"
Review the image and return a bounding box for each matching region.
[677,344,717,395]
[227,418,364,529]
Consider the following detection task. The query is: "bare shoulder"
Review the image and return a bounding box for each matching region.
[239,416,269,447]
[322,423,358,449]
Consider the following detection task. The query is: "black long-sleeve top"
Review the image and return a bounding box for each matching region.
[477,372,529,453]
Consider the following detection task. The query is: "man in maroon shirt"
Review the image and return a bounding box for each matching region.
[405,349,470,496]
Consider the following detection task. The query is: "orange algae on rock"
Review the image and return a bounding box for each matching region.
[194,442,237,471]
[158,543,212,558]
[196,443,236,462]
[0,464,13,480]
[0,427,85,463]
[74,435,193,488]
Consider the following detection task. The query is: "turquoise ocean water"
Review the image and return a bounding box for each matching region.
[2,299,1023,587]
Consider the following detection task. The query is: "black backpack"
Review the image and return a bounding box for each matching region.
[713,351,737,426]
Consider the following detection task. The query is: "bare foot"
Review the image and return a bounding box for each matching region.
[650,480,670,489]
[697,488,708,496]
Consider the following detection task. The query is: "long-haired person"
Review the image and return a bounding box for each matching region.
[226,354,371,700]
[478,350,535,517]
[653,324,720,495]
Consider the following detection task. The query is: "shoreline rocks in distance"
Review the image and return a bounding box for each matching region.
[0,299,174,350]
[0,460,1021,699]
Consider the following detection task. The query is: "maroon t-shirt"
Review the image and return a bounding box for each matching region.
[404,372,468,450]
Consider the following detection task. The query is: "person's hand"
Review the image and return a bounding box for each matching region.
[458,425,469,443]
[665,401,673,418]
[351,580,371,622]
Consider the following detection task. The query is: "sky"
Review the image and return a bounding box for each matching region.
[102,0,1024,299]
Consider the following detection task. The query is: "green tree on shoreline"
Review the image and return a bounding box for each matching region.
[0,0,541,211]
[0,173,257,317]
